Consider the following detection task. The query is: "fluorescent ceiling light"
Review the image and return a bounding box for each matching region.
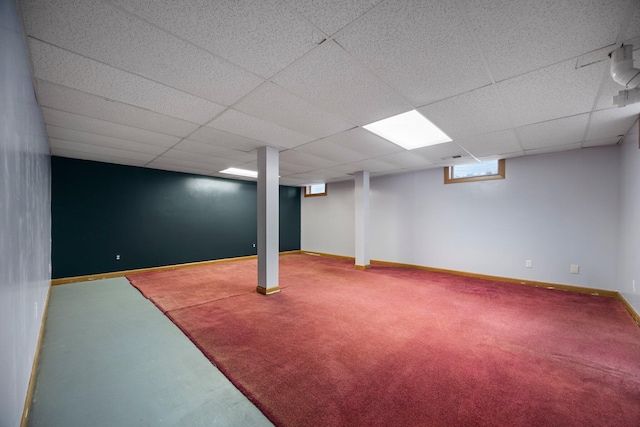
[219,167,258,178]
[363,110,452,150]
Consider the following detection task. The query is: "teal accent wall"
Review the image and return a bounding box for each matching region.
[52,157,301,279]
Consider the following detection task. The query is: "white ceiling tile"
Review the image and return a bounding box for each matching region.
[273,40,411,125]
[411,142,472,163]
[172,140,255,163]
[36,80,199,137]
[51,147,150,167]
[333,158,396,173]
[160,149,234,170]
[111,0,324,78]
[497,59,607,127]
[209,109,314,149]
[324,127,404,157]
[42,108,181,147]
[524,142,583,156]
[29,38,224,124]
[147,156,217,174]
[147,162,214,177]
[417,86,511,140]
[624,1,640,41]
[583,137,623,148]
[284,0,381,36]
[374,151,434,169]
[49,138,156,162]
[279,150,340,170]
[586,105,640,140]
[21,0,263,106]
[234,82,354,139]
[455,129,523,158]
[516,114,590,150]
[188,126,265,152]
[463,0,627,81]
[46,125,167,155]
[336,0,491,106]
[279,161,315,174]
[294,139,369,164]
[285,170,349,182]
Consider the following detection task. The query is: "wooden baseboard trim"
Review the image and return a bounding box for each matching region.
[302,251,355,261]
[616,293,640,327]
[354,264,371,270]
[256,286,281,295]
[51,250,302,286]
[21,283,52,427]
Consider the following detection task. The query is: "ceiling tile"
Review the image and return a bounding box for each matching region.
[21,0,263,106]
[279,161,315,174]
[294,140,369,164]
[374,151,434,169]
[417,86,511,140]
[147,162,214,177]
[46,125,167,155]
[29,38,224,124]
[285,170,349,183]
[111,0,324,78]
[279,150,340,170]
[336,0,491,106]
[49,138,156,162]
[160,149,234,169]
[455,129,523,157]
[51,147,150,167]
[234,82,354,139]
[172,140,255,163]
[624,1,640,41]
[524,142,583,156]
[517,114,590,150]
[284,0,381,36]
[188,126,265,152]
[42,108,181,147]
[209,109,314,149]
[411,142,472,164]
[586,105,640,140]
[324,127,404,157]
[462,0,627,81]
[330,158,396,174]
[147,156,217,174]
[497,59,607,127]
[273,40,411,125]
[36,80,199,137]
[582,137,622,147]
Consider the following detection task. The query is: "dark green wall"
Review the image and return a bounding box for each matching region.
[52,156,301,279]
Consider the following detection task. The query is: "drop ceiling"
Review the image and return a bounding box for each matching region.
[18,0,640,186]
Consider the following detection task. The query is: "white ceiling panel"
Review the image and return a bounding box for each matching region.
[284,0,382,36]
[374,151,435,169]
[46,125,167,156]
[159,149,235,170]
[293,140,370,164]
[36,80,199,138]
[323,127,404,157]
[273,40,411,125]
[285,169,349,183]
[279,161,315,175]
[583,137,622,147]
[147,162,215,177]
[497,59,607,127]
[586,105,640,141]
[21,0,263,106]
[279,150,340,170]
[524,142,584,156]
[110,0,324,78]
[146,156,218,174]
[463,0,627,81]
[411,142,472,164]
[418,86,511,140]
[336,0,491,106]
[234,82,354,139]
[330,158,396,174]
[29,39,224,124]
[209,109,314,149]
[172,140,255,163]
[455,129,523,158]
[49,138,156,162]
[42,108,181,147]
[189,126,265,152]
[517,114,590,150]
[624,1,640,40]
[50,147,150,167]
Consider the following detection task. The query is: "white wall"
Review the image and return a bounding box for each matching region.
[0,0,52,425]
[617,119,640,314]
[302,146,621,290]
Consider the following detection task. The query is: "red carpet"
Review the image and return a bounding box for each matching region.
[127,253,640,426]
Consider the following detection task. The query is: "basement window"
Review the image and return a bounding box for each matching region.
[304,183,327,197]
[444,159,505,184]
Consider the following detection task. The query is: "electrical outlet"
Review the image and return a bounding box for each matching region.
[116,254,121,261]
[570,264,579,274]
[252,243,256,248]
[525,260,532,268]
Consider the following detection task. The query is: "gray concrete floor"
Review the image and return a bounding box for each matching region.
[27,278,273,427]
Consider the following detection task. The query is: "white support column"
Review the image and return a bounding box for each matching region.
[257,146,280,295]
[354,170,371,270]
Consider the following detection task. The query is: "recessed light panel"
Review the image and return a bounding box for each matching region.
[363,110,452,150]
[219,167,258,178]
